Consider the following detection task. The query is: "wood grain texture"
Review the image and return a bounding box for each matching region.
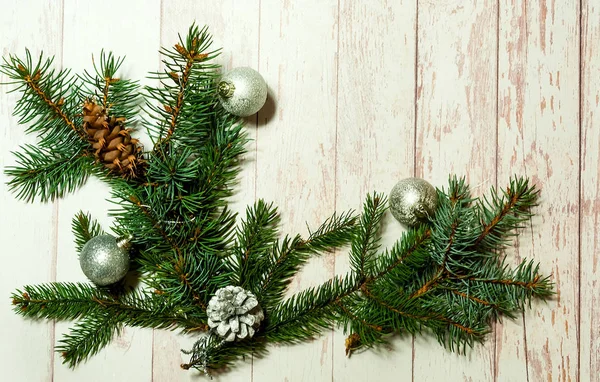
[580,0,600,380]
[332,0,416,380]
[413,1,498,380]
[496,1,580,381]
[494,3,531,379]
[251,1,339,381]
[155,1,259,380]
[52,1,160,381]
[0,2,63,381]
[0,1,593,381]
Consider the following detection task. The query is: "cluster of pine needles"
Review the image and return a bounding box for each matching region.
[2,24,552,374]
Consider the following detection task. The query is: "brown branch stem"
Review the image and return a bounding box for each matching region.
[164,59,193,142]
[156,45,208,148]
[24,73,85,139]
[466,274,542,289]
[450,290,495,307]
[473,188,520,247]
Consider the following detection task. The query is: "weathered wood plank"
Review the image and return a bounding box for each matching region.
[413,1,498,381]
[496,1,580,381]
[52,1,160,380]
[580,0,599,380]
[493,6,530,380]
[332,0,417,380]
[0,2,589,381]
[251,0,339,380]
[155,1,259,380]
[0,2,63,381]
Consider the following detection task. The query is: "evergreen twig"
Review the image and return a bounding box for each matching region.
[72,211,105,253]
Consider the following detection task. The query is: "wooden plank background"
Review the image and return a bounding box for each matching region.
[0,1,596,381]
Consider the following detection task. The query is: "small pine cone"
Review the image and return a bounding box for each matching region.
[82,99,143,178]
[207,286,264,342]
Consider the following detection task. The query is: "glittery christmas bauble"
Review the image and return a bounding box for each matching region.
[79,235,130,286]
[389,178,438,227]
[207,286,264,342]
[217,67,267,117]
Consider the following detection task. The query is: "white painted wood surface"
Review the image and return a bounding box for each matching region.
[414,1,497,381]
[0,1,596,381]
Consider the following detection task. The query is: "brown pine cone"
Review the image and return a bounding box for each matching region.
[82,100,143,178]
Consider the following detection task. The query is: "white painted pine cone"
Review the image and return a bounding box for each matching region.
[207,286,264,342]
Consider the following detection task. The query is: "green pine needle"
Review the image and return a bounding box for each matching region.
[5,143,95,202]
[57,313,120,367]
[72,211,105,253]
[79,50,141,120]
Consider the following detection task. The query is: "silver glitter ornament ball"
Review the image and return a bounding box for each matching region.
[79,235,130,286]
[217,67,267,117]
[389,178,438,227]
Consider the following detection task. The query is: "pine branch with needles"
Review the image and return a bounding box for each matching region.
[4,24,553,376]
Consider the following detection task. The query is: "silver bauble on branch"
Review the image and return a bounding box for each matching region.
[389,177,438,227]
[79,234,130,286]
[207,286,264,342]
[217,67,267,117]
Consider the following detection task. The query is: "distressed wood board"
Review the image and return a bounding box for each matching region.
[0,1,595,381]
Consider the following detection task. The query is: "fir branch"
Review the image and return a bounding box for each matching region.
[142,118,247,217]
[474,176,538,250]
[163,38,206,143]
[446,176,472,206]
[192,119,247,212]
[368,226,432,283]
[230,200,281,289]
[449,289,495,307]
[145,24,221,150]
[79,50,140,121]
[5,143,96,202]
[256,235,304,307]
[11,282,206,330]
[349,193,386,278]
[457,258,554,304]
[72,211,105,253]
[182,335,267,374]
[336,301,384,333]
[162,53,194,143]
[111,173,232,310]
[1,49,85,142]
[304,209,358,253]
[409,223,454,299]
[57,313,119,367]
[265,224,432,345]
[128,194,184,254]
[145,147,202,197]
[22,72,83,139]
[257,209,357,309]
[408,178,473,298]
[264,273,359,343]
[360,284,481,338]
[120,191,234,308]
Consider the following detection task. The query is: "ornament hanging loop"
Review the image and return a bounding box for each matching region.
[117,234,133,249]
[217,81,235,98]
